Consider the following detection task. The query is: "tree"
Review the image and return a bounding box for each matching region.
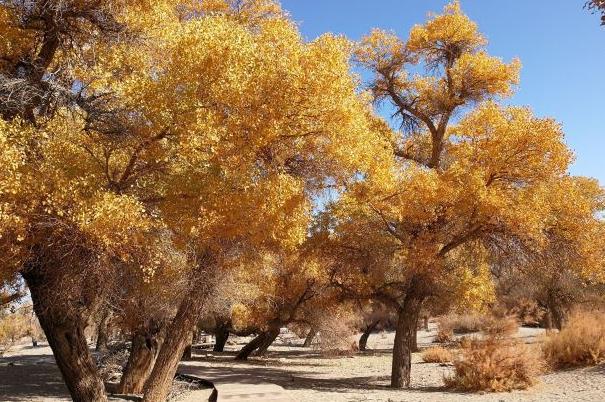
[324,1,586,388]
[587,0,605,25]
[2,1,386,400]
[494,177,605,329]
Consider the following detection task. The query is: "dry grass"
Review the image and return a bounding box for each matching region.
[445,337,544,392]
[435,327,453,343]
[438,313,484,335]
[435,313,518,345]
[481,315,519,338]
[422,346,453,363]
[542,310,605,369]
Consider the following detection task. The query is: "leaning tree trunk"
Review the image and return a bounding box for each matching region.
[118,328,165,395]
[96,309,112,353]
[303,328,317,348]
[23,269,107,402]
[142,288,205,402]
[359,320,379,351]
[213,322,230,352]
[391,290,424,389]
[235,332,269,360]
[255,326,280,356]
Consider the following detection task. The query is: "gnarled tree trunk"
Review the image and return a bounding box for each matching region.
[235,332,268,360]
[23,269,107,402]
[118,328,165,395]
[359,320,379,351]
[213,322,230,352]
[142,289,205,402]
[255,326,280,356]
[391,288,424,389]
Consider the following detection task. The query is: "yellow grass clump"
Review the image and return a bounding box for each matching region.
[422,346,453,363]
[445,337,544,392]
[542,310,605,369]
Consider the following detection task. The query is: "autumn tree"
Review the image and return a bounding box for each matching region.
[227,249,336,360]
[494,177,605,329]
[2,1,386,400]
[320,1,597,389]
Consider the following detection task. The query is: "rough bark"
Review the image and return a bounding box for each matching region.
[235,332,269,360]
[411,321,419,352]
[303,328,317,348]
[182,342,192,361]
[118,328,164,395]
[213,322,230,352]
[255,326,280,356]
[391,290,424,389]
[142,290,204,402]
[359,320,379,351]
[23,269,107,402]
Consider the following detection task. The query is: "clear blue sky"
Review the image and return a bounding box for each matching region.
[281,0,605,183]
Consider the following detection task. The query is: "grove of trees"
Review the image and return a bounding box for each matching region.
[0,0,603,401]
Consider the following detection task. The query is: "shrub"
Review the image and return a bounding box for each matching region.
[435,327,453,343]
[438,313,484,335]
[508,299,546,327]
[542,310,605,369]
[481,315,519,339]
[445,337,544,392]
[422,346,453,363]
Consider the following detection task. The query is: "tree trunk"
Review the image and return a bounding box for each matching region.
[411,319,419,352]
[359,320,379,351]
[547,296,565,330]
[23,270,107,402]
[255,326,280,356]
[142,289,204,402]
[96,309,112,352]
[423,315,429,331]
[213,322,230,352]
[303,328,317,348]
[391,290,424,389]
[118,329,164,395]
[235,332,268,360]
[182,342,192,361]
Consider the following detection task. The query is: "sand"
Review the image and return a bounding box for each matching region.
[1,326,604,401]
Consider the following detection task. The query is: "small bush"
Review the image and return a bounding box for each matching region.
[481,315,519,339]
[435,327,453,343]
[422,346,453,363]
[438,313,484,335]
[542,310,605,369]
[445,337,544,392]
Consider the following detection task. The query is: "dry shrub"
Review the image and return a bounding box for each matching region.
[481,315,519,338]
[313,310,358,355]
[507,299,546,327]
[422,346,453,363]
[542,310,605,369]
[435,327,453,343]
[445,337,544,392]
[438,313,484,335]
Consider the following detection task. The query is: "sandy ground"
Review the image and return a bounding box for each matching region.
[1,326,604,401]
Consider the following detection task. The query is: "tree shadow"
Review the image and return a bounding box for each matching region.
[0,354,70,401]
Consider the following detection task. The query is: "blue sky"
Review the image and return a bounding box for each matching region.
[281,0,605,183]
